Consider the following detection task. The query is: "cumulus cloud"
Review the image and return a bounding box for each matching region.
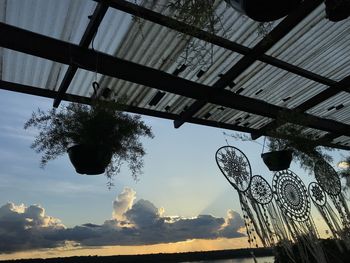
[0,188,245,253]
[219,209,245,237]
[112,187,136,221]
[0,202,65,252]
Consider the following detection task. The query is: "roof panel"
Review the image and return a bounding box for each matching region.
[1,0,350,150]
[267,4,350,81]
[1,0,95,44]
[332,136,350,146]
[231,61,328,108]
[306,92,350,123]
[2,49,66,89]
[92,8,133,55]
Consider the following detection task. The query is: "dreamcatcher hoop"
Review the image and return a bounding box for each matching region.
[314,160,341,196]
[272,170,311,222]
[215,146,252,193]
[250,175,273,205]
[308,182,327,207]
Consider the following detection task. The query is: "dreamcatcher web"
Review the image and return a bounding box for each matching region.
[314,160,341,196]
[250,175,273,205]
[308,182,326,207]
[272,170,311,222]
[215,146,252,192]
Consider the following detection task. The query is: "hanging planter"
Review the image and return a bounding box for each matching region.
[67,144,113,175]
[325,0,350,22]
[24,82,154,185]
[261,150,293,171]
[224,0,302,22]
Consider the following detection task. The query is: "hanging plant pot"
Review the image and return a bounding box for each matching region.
[325,0,350,22]
[261,150,293,171]
[224,0,302,22]
[68,144,113,175]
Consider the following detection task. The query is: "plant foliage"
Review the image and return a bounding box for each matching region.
[166,0,224,67]
[24,101,154,184]
[226,122,333,174]
[266,123,333,174]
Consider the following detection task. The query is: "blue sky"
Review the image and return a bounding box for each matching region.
[0,89,348,258]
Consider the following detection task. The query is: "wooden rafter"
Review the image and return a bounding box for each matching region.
[1,79,349,151]
[1,23,350,141]
[53,2,109,108]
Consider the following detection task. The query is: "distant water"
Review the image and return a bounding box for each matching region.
[183,256,274,263]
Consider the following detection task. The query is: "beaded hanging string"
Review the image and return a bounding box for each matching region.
[216,114,264,250]
[215,146,259,247]
[216,146,276,248]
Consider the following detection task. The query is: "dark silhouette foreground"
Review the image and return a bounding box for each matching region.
[1,248,273,263]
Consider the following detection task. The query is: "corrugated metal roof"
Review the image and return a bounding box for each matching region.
[1,0,350,150]
[1,0,95,43]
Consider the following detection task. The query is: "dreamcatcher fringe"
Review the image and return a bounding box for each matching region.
[328,193,350,250]
[314,201,342,239]
[250,200,274,247]
[267,202,290,241]
[215,147,349,263]
[239,193,259,248]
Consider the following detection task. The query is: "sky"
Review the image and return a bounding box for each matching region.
[0,89,348,260]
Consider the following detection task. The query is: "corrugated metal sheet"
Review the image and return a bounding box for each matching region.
[1,0,95,43]
[1,0,350,148]
[2,50,67,89]
[307,92,350,124]
[267,4,350,81]
[332,136,350,146]
[0,0,95,90]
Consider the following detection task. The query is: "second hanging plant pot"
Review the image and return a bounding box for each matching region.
[68,144,113,175]
[325,0,350,22]
[261,150,293,171]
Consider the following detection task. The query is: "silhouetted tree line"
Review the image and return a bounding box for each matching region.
[1,247,273,263]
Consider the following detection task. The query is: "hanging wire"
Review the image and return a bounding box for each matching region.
[89,15,101,99]
[91,25,99,83]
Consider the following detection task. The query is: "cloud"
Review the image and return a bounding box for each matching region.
[0,203,65,252]
[124,199,161,228]
[112,187,136,221]
[219,209,245,237]
[0,188,245,253]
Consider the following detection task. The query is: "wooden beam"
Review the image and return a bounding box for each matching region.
[1,22,350,138]
[0,80,258,134]
[53,2,109,108]
[2,79,350,151]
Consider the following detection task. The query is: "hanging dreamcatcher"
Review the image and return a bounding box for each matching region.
[249,174,280,246]
[215,146,258,247]
[314,160,350,230]
[272,170,327,263]
[308,182,345,241]
[313,160,350,252]
[216,146,275,247]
